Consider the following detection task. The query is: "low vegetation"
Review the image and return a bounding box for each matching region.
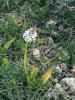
[0,0,75,100]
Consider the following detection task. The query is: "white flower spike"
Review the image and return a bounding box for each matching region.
[23,27,37,42]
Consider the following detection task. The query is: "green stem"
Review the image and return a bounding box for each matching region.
[24,43,29,84]
[42,40,75,65]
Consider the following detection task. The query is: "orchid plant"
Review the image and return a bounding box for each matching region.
[23,27,38,84]
[23,27,52,85]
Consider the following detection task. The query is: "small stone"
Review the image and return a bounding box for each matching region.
[48,37,54,45]
[61,78,75,92]
[51,31,58,37]
[59,25,64,31]
[71,69,75,74]
[71,69,75,77]
[60,63,67,69]
[33,48,40,59]
[73,66,75,69]
[55,83,63,93]
[56,65,62,73]
[46,20,57,28]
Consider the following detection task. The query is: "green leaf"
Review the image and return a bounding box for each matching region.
[67,42,75,64]
[39,29,50,34]
[59,52,67,61]
[37,0,40,4]
[2,57,10,70]
[58,50,69,62]
[29,66,38,82]
[24,1,30,18]
[68,42,75,54]
[2,38,16,53]
[0,46,3,54]
[71,54,75,64]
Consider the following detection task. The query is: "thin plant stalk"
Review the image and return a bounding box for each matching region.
[24,43,29,84]
[42,40,75,65]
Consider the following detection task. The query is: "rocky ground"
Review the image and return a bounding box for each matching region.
[46,63,75,100]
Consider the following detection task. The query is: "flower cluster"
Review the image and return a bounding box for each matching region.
[23,27,37,42]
